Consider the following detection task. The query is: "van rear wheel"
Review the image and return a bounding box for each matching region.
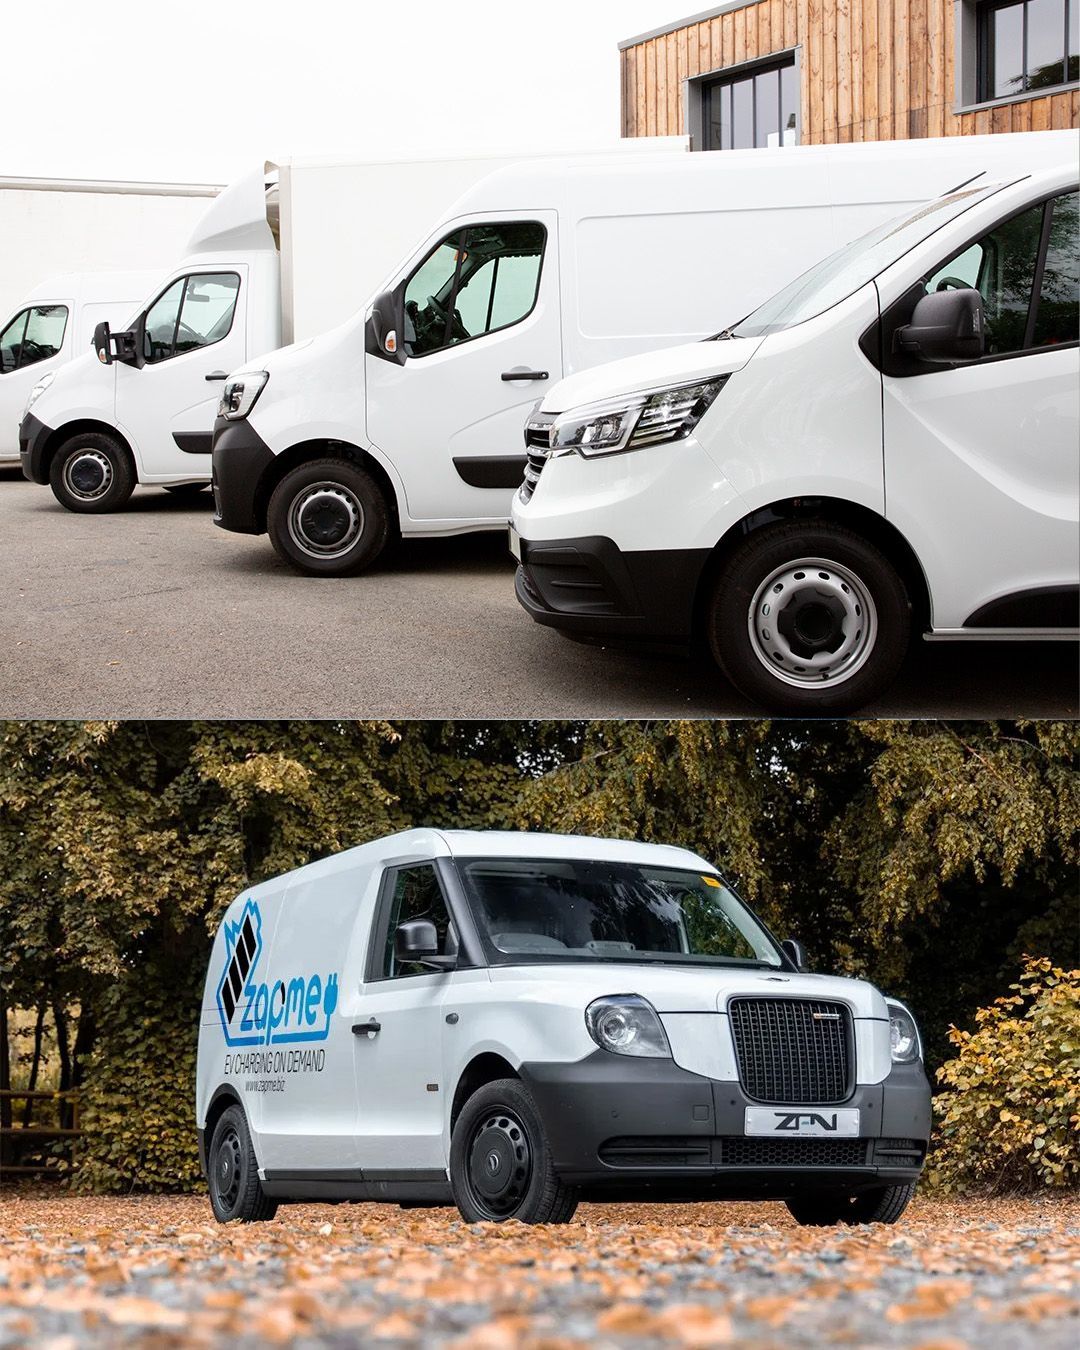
[207,1104,277,1223]
[787,1181,917,1226]
[450,1078,578,1225]
[267,457,391,576]
[707,521,910,714]
[49,432,134,513]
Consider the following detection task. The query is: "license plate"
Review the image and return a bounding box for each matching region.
[508,524,521,562]
[745,1107,861,1137]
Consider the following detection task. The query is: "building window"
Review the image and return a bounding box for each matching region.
[977,0,1079,101]
[701,56,799,151]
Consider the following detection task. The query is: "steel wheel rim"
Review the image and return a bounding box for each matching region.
[63,450,113,501]
[465,1108,532,1219]
[214,1125,243,1211]
[287,482,364,560]
[747,555,877,689]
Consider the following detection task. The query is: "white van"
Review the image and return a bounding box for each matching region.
[512,163,1080,713]
[196,829,930,1227]
[0,272,158,461]
[208,132,1075,576]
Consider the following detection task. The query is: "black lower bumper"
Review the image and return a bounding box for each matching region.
[519,1052,931,1197]
[19,412,52,484]
[211,416,275,534]
[514,535,710,643]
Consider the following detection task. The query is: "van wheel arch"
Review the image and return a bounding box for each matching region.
[42,419,136,483]
[254,439,401,535]
[203,1085,244,1157]
[692,497,931,638]
[450,1053,519,1132]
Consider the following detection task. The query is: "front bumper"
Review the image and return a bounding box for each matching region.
[19,412,52,483]
[211,416,275,534]
[519,1052,931,1197]
[514,534,710,643]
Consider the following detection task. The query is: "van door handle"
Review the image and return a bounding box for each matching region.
[205,371,228,382]
[501,369,549,382]
[352,1021,381,1037]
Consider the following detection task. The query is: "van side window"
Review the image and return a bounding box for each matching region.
[142,273,240,364]
[924,191,1077,358]
[380,864,454,978]
[0,305,68,374]
[403,222,545,358]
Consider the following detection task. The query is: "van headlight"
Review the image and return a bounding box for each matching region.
[218,371,269,421]
[585,995,671,1058]
[887,1000,921,1063]
[24,372,55,416]
[550,376,728,458]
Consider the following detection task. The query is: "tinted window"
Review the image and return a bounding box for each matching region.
[0,305,68,374]
[142,272,240,364]
[380,864,454,979]
[1032,191,1079,346]
[0,310,29,374]
[703,57,798,151]
[978,0,1077,100]
[402,222,545,357]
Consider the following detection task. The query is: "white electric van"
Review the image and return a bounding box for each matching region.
[512,163,1080,714]
[0,272,158,461]
[196,829,930,1227]
[208,131,1076,577]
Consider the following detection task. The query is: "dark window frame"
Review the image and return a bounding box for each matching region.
[696,50,799,153]
[365,859,464,984]
[0,304,69,375]
[140,270,242,366]
[976,0,1078,102]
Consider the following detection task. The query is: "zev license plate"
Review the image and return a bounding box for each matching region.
[744,1107,860,1137]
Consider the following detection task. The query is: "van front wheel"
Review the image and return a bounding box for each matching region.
[450,1078,579,1225]
[707,522,910,713]
[49,432,135,513]
[787,1181,917,1226]
[267,457,391,576]
[207,1104,277,1223]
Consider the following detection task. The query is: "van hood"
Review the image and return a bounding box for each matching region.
[539,337,764,415]
[489,962,889,1018]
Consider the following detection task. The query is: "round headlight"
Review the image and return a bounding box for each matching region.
[585,994,671,1058]
[887,1000,921,1063]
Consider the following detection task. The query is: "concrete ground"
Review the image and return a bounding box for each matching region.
[1,468,1076,720]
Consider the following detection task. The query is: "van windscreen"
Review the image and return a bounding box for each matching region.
[456,858,783,968]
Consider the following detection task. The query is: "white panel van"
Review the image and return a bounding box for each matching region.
[196,830,931,1227]
[207,131,1076,577]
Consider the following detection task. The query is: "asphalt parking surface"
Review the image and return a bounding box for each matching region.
[1,467,1076,720]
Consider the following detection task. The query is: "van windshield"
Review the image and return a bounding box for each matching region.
[457,858,784,968]
[729,181,1011,338]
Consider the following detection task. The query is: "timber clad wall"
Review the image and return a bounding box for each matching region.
[621,1,1080,143]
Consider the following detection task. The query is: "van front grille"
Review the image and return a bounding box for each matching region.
[728,998,853,1104]
[719,1137,868,1168]
[520,416,554,503]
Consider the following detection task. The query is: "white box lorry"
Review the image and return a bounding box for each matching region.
[196,829,931,1227]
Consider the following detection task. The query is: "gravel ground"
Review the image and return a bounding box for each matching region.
[0,1192,1076,1348]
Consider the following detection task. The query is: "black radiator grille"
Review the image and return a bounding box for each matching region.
[720,1137,868,1168]
[599,1137,711,1168]
[729,998,853,1104]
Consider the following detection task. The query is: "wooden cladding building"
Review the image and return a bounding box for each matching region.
[620,1,1079,148]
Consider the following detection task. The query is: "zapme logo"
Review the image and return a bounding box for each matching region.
[774,1112,839,1132]
[215,899,338,1048]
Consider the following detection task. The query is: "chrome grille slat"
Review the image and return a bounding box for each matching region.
[729,998,853,1104]
[520,416,554,503]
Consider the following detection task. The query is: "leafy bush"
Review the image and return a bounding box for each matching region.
[930,957,1080,1192]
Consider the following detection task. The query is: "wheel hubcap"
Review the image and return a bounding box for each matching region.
[748,557,877,687]
[288,482,364,560]
[63,450,112,501]
[214,1126,242,1210]
[466,1110,532,1218]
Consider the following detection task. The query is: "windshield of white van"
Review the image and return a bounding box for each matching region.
[457,859,784,968]
[729,182,1011,338]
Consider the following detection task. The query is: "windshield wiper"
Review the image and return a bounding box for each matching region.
[710,327,739,341]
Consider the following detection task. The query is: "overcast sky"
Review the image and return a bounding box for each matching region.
[5,1,697,185]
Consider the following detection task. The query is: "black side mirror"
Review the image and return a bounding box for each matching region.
[366,288,406,366]
[394,919,455,970]
[93,319,140,367]
[92,320,113,365]
[896,288,985,364]
[781,938,808,972]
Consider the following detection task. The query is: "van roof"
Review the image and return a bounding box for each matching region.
[17,270,164,308]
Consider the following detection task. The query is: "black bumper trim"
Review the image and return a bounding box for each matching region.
[211,416,274,535]
[173,431,213,455]
[515,536,711,643]
[19,412,53,484]
[452,455,527,489]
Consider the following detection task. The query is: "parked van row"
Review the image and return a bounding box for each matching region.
[197,829,932,1227]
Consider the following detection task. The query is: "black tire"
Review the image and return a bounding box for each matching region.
[48,432,135,513]
[450,1078,578,1225]
[163,482,210,496]
[207,1104,277,1223]
[707,520,910,714]
[787,1181,917,1227]
[266,457,391,577]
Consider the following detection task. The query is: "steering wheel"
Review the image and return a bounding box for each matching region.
[935,276,972,292]
[425,293,470,343]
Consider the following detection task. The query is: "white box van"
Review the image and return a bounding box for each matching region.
[196,829,930,1227]
[208,132,1076,577]
[0,272,159,461]
[512,162,1080,713]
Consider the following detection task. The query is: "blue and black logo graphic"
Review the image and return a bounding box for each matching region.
[216,899,338,1047]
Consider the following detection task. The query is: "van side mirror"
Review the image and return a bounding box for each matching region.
[896,288,985,364]
[394,919,455,970]
[781,938,808,972]
[93,319,139,367]
[366,288,406,366]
